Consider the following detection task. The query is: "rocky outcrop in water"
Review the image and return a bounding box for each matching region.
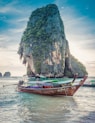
[3,72,11,77]
[18,4,87,77]
[0,72,2,77]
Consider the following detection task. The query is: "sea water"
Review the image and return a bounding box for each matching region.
[0,77,95,123]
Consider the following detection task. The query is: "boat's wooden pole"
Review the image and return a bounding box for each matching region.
[72,73,78,83]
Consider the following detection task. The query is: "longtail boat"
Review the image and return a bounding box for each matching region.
[17,75,87,96]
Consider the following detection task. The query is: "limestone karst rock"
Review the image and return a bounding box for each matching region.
[18,4,87,77]
[3,72,11,77]
[0,72,2,77]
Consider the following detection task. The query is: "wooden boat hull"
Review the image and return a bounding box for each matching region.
[17,75,87,96]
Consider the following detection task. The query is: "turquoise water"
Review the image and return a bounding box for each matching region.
[0,77,95,123]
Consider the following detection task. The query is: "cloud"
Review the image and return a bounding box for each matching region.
[87,61,95,67]
[9,27,25,34]
[59,6,95,52]
[86,61,95,76]
[0,5,12,13]
[0,0,34,16]
[0,30,22,50]
[0,46,26,76]
[16,17,28,23]
[0,34,9,41]
[0,0,33,34]
[83,40,95,49]
[0,0,28,14]
[0,15,7,20]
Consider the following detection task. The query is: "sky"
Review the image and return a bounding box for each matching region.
[0,0,95,76]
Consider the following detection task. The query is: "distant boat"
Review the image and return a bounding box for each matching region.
[83,79,95,87]
[17,75,87,96]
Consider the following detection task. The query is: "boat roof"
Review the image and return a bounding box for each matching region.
[27,79,73,84]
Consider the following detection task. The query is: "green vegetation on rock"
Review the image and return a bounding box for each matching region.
[18,4,88,77]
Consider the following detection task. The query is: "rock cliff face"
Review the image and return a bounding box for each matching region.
[18,4,87,77]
